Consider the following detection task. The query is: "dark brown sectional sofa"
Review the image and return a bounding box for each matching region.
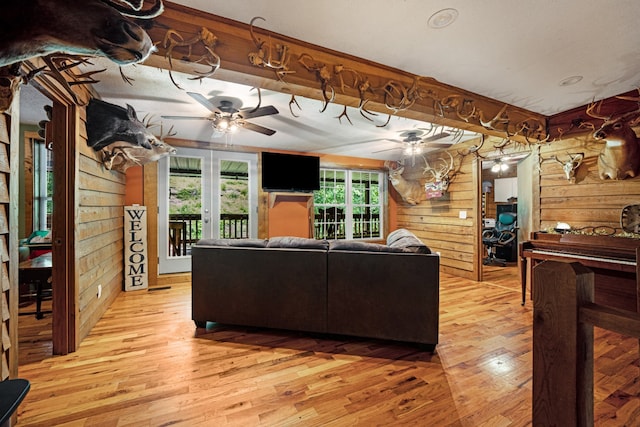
[191,229,440,350]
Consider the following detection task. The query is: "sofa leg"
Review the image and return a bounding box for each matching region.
[418,343,436,353]
[194,320,207,328]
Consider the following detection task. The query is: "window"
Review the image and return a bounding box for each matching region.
[314,168,383,240]
[33,140,53,231]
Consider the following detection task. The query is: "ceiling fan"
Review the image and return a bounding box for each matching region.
[375,129,453,155]
[162,92,279,138]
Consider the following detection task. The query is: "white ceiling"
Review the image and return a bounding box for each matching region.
[19,0,640,161]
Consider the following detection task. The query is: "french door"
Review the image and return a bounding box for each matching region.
[158,148,258,273]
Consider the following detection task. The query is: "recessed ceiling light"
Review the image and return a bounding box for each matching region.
[559,75,583,86]
[428,8,459,29]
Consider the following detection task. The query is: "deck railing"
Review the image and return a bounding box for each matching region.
[532,258,640,426]
[167,212,382,256]
[168,213,249,256]
[313,214,380,239]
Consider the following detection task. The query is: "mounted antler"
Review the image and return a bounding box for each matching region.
[421,152,455,199]
[548,152,584,183]
[423,151,455,183]
[248,17,294,81]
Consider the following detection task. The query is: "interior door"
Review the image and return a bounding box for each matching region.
[158,148,257,274]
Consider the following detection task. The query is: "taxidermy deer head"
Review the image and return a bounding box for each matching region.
[87,98,160,150]
[384,160,425,205]
[583,99,640,180]
[86,98,175,172]
[0,1,163,68]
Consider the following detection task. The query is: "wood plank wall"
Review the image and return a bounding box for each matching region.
[1,111,16,379]
[537,136,640,230]
[394,147,478,280]
[395,132,640,281]
[76,107,125,342]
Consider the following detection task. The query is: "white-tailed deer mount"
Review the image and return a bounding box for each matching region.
[549,152,584,183]
[423,151,455,198]
[384,160,425,205]
[583,100,640,180]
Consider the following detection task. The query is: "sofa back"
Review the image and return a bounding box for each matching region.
[191,245,328,333]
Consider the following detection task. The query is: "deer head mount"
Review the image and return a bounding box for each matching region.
[582,97,640,180]
[86,98,175,172]
[384,160,425,205]
[543,152,585,184]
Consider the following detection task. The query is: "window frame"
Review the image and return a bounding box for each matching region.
[314,168,385,240]
[33,139,53,231]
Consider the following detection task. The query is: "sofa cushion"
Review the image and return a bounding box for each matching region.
[329,240,407,253]
[267,236,330,250]
[386,229,431,254]
[197,238,268,248]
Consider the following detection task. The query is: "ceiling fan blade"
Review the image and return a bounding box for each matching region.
[240,105,279,119]
[373,146,403,153]
[187,92,220,113]
[423,132,450,142]
[313,138,388,153]
[241,121,276,136]
[161,115,210,120]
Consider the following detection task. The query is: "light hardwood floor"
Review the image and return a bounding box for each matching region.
[15,267,640,426]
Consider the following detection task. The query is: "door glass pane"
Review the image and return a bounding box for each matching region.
[314,169,346,239]
[168,156,202,257]
[219,160,249,238]
[351,171,381,239]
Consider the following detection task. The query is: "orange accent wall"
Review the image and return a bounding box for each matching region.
[124,166,144,205]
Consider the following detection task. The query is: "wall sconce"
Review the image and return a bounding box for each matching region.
[482,180,493,193]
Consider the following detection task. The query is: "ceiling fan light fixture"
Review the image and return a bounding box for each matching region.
[491,159,509,173]
[404,144,423,156]
[212,116,239,134]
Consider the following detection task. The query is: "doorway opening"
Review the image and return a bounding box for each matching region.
[479,154,527,283]
[17,85,54,364]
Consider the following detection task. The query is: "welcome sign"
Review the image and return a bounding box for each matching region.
[124,205,148,291]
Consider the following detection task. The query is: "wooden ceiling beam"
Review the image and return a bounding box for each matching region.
[548,88,640,140]
[145,2,547,144]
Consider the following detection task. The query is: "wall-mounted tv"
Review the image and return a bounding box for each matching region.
[261,152,320,192]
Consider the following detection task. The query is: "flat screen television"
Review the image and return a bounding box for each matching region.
[261,152,320,192]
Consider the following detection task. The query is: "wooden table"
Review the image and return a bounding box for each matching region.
[19,253,52,319]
